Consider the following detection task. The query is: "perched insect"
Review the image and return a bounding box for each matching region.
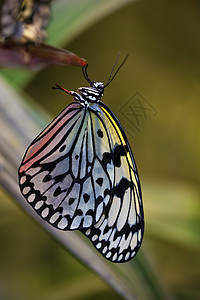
[18,56,144,262]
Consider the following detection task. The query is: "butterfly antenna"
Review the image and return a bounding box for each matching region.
[82,64,92,84]
[104,53,129,87]
[105,52,120,85]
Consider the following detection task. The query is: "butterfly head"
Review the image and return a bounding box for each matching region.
[91,81,104,92]
[80,55,129,104]
[78,82,104,103]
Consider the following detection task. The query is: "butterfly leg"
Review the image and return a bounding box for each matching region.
[52,83,72,95]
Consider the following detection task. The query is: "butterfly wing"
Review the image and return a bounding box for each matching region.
[19,102,114,230]
[81,102,144,263]
[19,98,144,262]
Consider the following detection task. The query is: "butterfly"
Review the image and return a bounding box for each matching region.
[0,0,86,68]
[18,56,144,263]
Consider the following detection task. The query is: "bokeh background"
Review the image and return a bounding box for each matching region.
[0,0,200,299]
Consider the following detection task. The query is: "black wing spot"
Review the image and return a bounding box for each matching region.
[54,173,67,183]
[96,177,103,186]
[75,154,79,160]
[86,209,95,216]
[102,152,112,169]
[53,186,62,197]
[76,209,83,216]
[83,193,90,203]
[59,145,66,152]
[97,129,103,138]
[113,145,127,167]
[104,188,110,197]
[69,198,75,205]
[113,178,133,198]
[96,195,103,205]
[43,174,52,182]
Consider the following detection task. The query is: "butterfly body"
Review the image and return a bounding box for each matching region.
[19,65,144,263]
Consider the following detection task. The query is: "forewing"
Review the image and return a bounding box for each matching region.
[81,103,144,263]
[19,102,113,230]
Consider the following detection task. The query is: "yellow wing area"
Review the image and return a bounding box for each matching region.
[100,105,137,185]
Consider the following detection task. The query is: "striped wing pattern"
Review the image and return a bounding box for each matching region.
[19,100,144,263]
[19,103,113,230]
[82,103,144,262]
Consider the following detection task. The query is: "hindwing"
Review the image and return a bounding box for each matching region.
[81,102,144,262]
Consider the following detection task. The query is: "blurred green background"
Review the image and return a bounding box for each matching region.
[0,0,200,299]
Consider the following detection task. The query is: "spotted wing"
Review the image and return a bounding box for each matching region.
[18,102,114,230]
[81,102,144,263]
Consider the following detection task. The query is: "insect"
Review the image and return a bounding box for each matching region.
[18,56,144,262]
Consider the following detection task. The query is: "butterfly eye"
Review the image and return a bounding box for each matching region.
[97,84,104,91]
[91,82,104,91]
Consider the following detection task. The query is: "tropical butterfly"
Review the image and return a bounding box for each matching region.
[0,0,86,68]
[18,57,144,263]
